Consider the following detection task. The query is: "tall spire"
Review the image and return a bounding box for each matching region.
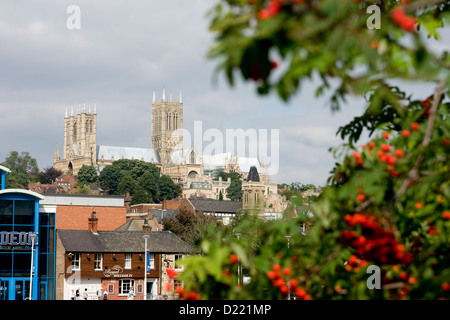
[94,103,97,114]
[65,107,68,118]
[162,88,166,102]
[71,106,74,116]
[54,144,60,161]
[170,91,172,101]
[179,89,182,103]
[153,91,156,104]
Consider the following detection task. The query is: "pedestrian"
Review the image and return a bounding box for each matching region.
[128,288,134,300]
[71,289,76,300]
[103,290,108,300]
[75,288,80,300]
[83,288,88,300]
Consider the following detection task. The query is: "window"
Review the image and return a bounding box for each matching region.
[148,253,155,270]
[71,253,80,271]
[119,279,134,295]
[94,253,103,270]
[174,254,184,270]
[125,253,132,269]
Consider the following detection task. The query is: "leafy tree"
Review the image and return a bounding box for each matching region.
[111,159,160,181]
[39,167,62,184]
[163,208,220,247]
[130,188,152,205]
[158,174,181,201]
[98,159,160,196]
[77,165,98,185]
[136,171,159,202]
[2,151,39,175]
[173,0,450,301]
[281,189,298,201]
[74,185,90,194]
[98,165,122,195]
[226,178,242,201]
[5,171,29,189]
[117,175,136,196]
[219,191,224,201]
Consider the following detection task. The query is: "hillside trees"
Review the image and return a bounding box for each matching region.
[98,159,181,203]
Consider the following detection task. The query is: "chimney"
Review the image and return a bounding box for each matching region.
[88,211,99,234]
[142,218,152,232]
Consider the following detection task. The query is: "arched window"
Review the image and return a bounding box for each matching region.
[188,171,198,179]
[190,151,195,164]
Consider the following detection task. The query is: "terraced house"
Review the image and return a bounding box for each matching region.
[56,213,195,300]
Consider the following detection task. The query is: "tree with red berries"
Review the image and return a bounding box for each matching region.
[173,0,450,300]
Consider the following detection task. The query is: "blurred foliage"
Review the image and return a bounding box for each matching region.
[172,0,450,300]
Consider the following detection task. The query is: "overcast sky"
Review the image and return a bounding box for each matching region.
[0,1,448,186]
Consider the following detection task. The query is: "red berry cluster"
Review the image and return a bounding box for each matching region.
[359,140,405,177]
[167,267,178,280]
[257,0,305,20]
[443,211,450,220]
[384,266,419,299]
[175,286,201,300]
[342,213,413,265]
[422,98,432,117]
[344,254,368,272]
[266,263,311,299]
[166,267,201,300]
[391,8,417,32]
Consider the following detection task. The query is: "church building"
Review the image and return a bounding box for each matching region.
[52,90,284,207]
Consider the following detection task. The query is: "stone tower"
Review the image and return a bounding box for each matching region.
[151,89,183,167]
[53,104,97,175]
[242,166,266,213]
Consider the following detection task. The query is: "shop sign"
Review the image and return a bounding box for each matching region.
[0,231,38,250]
[103,265,132,278]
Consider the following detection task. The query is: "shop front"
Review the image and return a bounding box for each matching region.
[0,187,55,300]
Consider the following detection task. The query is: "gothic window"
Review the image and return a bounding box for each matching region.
[188,171,198,179]
[190,151,195,164]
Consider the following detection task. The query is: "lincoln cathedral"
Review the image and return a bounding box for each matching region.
[53,90,287,212]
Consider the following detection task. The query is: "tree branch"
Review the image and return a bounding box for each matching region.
[403,0,447,12]
[299,247,341,283]
[395,79,445,202]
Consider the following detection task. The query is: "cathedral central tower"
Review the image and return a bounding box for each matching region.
[151,89,183,166]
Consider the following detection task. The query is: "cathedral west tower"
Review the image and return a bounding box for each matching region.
[53,105,97,175]
[151,89,183,167]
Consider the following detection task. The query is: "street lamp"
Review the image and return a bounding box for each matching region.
[143,234,150,300]
[235,233,242,285]
[29,233,37,300]
[285,235,291,300]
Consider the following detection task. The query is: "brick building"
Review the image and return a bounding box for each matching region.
[39,194,127,231]
[56,213,194,300]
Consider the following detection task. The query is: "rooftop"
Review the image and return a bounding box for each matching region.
[188,198,242,214]
[58,229,195,253]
